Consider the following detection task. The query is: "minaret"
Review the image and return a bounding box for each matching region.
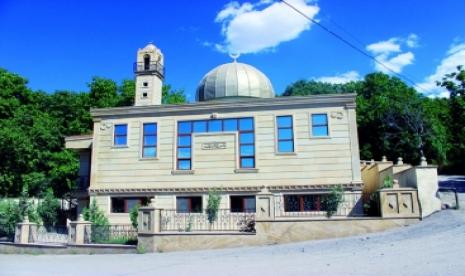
[134,43,164,106]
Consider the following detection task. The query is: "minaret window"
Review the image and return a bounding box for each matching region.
[143,54,150,70]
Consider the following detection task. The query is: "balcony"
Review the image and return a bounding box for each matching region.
[133,61,164,79]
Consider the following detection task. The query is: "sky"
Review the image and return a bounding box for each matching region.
[1,0,464,101]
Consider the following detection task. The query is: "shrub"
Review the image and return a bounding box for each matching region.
[206,189,221,224]
[323,185,344,218]
[129,204,140,229]
[83,198,109,226]
[382,176,394,189]
[37,188,60,228]
[0,200,22,239]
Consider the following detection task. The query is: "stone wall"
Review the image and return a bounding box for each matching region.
[0,242,136,254]
[138,217,419,252]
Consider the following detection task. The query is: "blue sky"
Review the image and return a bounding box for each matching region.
[1,0,464,100]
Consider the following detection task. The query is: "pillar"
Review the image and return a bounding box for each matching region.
[68,214,92,245]
[14,216,37,244]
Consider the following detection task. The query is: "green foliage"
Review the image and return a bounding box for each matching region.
[129,204,140,229]
[282,80,353,96]
[322,185,344,218]
[382,176,394,189]
[437,65,465,173]
[283,72,452,170]
[37,188,60,227]
[0,199,22,239]
[162,84,187,104]
[206,190,221,224]
[0,67,186,198]
[83,199,109,226]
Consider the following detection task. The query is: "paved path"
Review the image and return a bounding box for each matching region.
[1,208,465,276]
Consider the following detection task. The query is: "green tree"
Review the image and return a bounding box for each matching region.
[437,65,465,172]
[282,80,353,96]
[118,79,136,106]
[37,188,60,228]
[129,204,140,229]
[162,84,187,104]
[88,77,119,108]
[206,190,221,224]
[83,198,109,226]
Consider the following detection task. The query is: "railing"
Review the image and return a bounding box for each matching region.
[160,209,256,232]
[133,61,164,78]
[274,192,365,218]
[29,225,69,244]
[89,224,137,245]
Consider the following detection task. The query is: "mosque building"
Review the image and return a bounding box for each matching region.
[66,43,363,223]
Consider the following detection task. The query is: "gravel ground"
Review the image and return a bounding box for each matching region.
[1,176,463,276]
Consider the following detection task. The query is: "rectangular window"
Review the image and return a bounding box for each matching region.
[276,115,294,152]
[176,196,202,213]
[142,123,157,158]
[176,117,255,170]
[283,194,328,212]
[114,124,128,146]
[111,197,149,213]
[311,114,329,137]
[230,196,256,213]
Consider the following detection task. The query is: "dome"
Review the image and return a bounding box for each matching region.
[196,62,275,102]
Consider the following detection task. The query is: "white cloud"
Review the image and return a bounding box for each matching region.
[406,33,419,48]
[314,71,361,84]
[419,42,465,97]
[366,34,418,73]
[215,0,320,54]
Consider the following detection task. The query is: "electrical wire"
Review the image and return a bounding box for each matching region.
[280,0,426,92]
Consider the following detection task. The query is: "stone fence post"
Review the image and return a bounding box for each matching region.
[138,198,160,234]
[14,216,37,244]
[68,214,92,245]
[255,186,275,221]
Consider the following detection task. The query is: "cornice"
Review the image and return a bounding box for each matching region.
[90,94,357,120]
[88,182,362,195]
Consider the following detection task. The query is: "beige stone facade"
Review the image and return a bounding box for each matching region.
[66,44,365,224]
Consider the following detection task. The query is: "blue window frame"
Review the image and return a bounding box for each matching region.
[276,116,294,152]
[176,117,255,170]
[114,124,127,146]
[311,114,329,137]
[142,123,157,158]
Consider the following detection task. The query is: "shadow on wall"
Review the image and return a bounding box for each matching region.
[439,176,465,193]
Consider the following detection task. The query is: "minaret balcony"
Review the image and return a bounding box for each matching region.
[133,61,164,79]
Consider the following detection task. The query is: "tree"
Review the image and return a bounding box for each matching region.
[437,65,465,172]
[282,80,353,96]
[37,188,60,228]
[162,84,187,104]
[88,77,119,108]
[206,190,221,224]
[129,204,140,229]
[83,198,109,226]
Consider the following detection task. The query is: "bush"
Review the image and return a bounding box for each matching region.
[382,176,394,189]
[323,185,344,218]
[37,188,60,228]
[0,200,22,239]
[206,190,221,224]
[83,198,109,226]
[129,204,140,229]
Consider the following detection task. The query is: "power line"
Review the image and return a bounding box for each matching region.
[280,0,426,92]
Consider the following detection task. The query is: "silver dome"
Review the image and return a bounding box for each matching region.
[196,62,275,102]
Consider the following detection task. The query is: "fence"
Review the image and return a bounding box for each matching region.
[160,209,256,232]
[29,225,69,244]
[274,192,365,218]
[89,224,137,245]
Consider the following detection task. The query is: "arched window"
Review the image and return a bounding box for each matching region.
[143,54,151,70]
